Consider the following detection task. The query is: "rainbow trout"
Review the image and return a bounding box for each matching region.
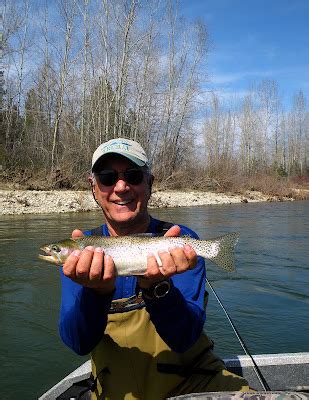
[39,233,239,274]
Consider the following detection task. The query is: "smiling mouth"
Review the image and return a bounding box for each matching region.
[113,200,132,206]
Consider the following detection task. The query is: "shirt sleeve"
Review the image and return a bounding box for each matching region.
[59,268,114,356]
[143,225,207,353]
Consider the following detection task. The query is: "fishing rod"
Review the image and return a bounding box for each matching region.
[206,277,271,391]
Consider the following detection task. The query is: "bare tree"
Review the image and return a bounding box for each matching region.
[288,91,308,175]
[202,92,237,176]
[154,3,208,179]
[256,80,281,169]
[50,0,76,171]
[1,0,31,166]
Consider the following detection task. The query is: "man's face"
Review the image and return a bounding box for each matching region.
[92,155,152,232]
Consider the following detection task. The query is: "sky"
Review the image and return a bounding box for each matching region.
[179,0,309,108]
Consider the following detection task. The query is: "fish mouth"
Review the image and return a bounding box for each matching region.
[38,247,58,264]
[38,254,57,262]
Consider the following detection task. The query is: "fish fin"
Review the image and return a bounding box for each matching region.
[209,232,239,272]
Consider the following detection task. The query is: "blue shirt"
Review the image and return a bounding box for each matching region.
[59,217,207,355]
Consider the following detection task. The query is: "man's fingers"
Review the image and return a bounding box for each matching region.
[183,245,198,269]
[89,247,104,281]
[62,250,81,278]
[157,251,176,276]
[145,253,161,277]
[169,247,189,273]
[75,246,94,278]
[164,225,181,237]
[72,229,84,239]
[102,255,115,281]
[138,254,164,288]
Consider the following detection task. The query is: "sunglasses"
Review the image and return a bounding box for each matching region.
[95,168,145,186]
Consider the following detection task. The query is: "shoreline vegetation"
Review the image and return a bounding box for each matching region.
[1,185,308,216]
[1,172,309,215]
[1,167,309,216]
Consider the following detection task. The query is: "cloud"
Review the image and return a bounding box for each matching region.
[197,86,251,106]
[209,72,245,85]
[209,69,281,86]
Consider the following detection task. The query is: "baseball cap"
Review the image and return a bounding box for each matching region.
[92,138,149,171]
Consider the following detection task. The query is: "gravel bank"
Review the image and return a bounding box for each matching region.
[0,189,293,216]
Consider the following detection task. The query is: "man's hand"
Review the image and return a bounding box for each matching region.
[62,229,116,295]
[137,225,198,289]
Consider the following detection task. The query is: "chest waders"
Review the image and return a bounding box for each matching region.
[89,222,250,400]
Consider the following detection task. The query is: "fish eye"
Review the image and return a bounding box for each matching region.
[50,245,61,253]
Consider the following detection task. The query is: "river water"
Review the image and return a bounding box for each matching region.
[0,201,308,399]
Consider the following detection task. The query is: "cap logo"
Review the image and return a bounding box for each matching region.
[102,141,132,154]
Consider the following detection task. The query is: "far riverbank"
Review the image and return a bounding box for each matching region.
[0,188,295,215]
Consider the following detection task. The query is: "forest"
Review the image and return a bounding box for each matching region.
[1,0,308,196]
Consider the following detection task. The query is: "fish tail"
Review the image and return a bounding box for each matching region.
[206,232,239,272]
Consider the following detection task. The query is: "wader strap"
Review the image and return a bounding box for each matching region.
[108,292,145,314]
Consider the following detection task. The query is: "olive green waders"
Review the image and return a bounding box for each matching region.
[91,294,250,400]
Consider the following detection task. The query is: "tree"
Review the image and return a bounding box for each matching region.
[287,91,308,175]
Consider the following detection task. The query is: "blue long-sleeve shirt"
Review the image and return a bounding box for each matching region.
[59,217,207,355]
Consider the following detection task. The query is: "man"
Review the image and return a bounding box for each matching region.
[60,138,250,399]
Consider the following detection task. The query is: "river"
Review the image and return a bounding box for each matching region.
[0,201,308,399]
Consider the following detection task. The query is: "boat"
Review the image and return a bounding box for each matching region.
[39,352,309,399]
